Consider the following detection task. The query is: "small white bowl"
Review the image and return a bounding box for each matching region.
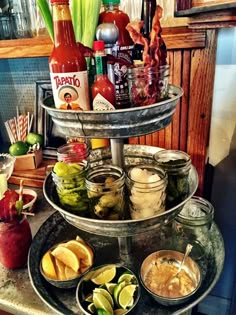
[15,188,37,212]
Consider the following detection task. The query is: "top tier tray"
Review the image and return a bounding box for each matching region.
[41,84,183,138]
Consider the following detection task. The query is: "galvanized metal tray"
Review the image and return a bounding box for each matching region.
[41,84,183,138]
[43,145,198,238]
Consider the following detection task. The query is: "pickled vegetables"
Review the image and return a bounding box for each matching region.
[52,161,89,215]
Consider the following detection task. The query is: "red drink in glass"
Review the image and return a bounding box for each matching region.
[0,216,32,269]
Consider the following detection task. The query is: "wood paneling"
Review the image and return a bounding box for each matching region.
[129,29,217,196]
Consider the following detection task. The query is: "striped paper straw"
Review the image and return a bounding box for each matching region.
[9,119,18,142]
[22,115,28,142]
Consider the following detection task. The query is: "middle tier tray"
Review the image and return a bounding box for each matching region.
[43,145,198,238]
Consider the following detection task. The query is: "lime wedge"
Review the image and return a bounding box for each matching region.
[97,309,112,315]
[114,309,127,315]
[105,282,116,294]
[118,284,137,309]
[113,281,127,306]
[93,288,114,307]
[91,265,116,285]
[117,273,136,284]
[93,292,113,314]
[87,302,96,313]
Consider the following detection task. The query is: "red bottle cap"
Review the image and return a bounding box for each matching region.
[93,40,105,51]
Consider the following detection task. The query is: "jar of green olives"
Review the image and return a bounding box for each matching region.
[85,165,125,220]
[52,160,89,216]
[153,149,192,209]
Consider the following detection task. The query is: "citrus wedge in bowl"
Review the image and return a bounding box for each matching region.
[40,236,95,289]
[76,264,140,315]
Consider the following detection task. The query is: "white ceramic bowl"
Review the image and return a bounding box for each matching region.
[15,188,37,212]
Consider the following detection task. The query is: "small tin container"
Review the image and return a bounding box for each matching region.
[126,164,167,220]
[154,149,192,209]
[85,165,125,220]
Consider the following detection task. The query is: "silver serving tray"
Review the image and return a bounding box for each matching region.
[43,145,198,237]
[41,84,183,138]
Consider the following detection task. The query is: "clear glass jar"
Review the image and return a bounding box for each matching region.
[85,165,125,220]
[173,196,214,255]
[52,161,89,216]
[154,149,192,209]
[57,138,90,163]
[127,64,169,107]
[126,164,167,220]
[0,216,32,269]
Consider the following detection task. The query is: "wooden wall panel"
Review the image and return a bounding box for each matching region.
[128,29,217,196]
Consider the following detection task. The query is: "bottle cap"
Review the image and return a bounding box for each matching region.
[102,0,120,5]
[93,40,105,51]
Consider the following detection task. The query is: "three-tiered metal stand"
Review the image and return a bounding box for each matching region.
[28,85,225,315]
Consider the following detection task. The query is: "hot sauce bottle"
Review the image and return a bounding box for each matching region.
[92,40,116,110]
[99,0,134,109]
[49,0,90,110]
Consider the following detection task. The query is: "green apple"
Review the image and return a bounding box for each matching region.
[26,133,43,146]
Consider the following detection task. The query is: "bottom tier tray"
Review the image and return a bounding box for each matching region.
[28,211,224,315]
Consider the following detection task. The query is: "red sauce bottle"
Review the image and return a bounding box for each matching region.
[92,40,116,110]
[99,0,134,109]
[49,0,90,110]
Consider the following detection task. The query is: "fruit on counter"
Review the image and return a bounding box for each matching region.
[9,141,29,156]
[79,265,139,315]
[26,132,43,146]
[41,237,94,281]
[52,161,89,215]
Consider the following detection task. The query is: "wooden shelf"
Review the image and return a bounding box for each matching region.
[175,2,236,16]
[0,27,206,60]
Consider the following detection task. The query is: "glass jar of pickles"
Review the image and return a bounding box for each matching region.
[52,160,89,216]
[85,165,125,220]
[154,149,192,209]
[126,164,167,220]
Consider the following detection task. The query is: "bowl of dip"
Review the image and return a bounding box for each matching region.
[140,249,202,306]
[15,188,37,212]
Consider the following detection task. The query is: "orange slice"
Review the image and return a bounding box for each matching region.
[54,258,66,280]
[51,246,80,273]
[41,251,57,280]
[65,265,80,280]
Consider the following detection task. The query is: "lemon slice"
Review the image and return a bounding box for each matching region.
[91,265,116,285]
[93,288,114,307]
[93,292,113,314]
[118,284,137,309]
[64,265,80,280]
[51,246,80,272]
[41,251,57,280]
[54,258,66,280]
[63,240,94,266]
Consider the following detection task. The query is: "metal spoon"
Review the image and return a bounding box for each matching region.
[168,243,193,285]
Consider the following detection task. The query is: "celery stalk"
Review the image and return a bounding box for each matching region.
[36,0,54,41]
[71,0,102,48]
[71,0,82,42]
[81,0,102,48]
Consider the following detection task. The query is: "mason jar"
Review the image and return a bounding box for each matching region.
[57,138,90,163]
[173,196,214,256]
[85,165,125,220]
[154,149,192,209]
[126,164,167,220]
[127,64,169,107]
[52,161,89,216]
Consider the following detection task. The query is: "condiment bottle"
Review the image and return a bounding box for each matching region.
[92,40,116,110]
[99,0,134,109]
[49,0,90,110]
